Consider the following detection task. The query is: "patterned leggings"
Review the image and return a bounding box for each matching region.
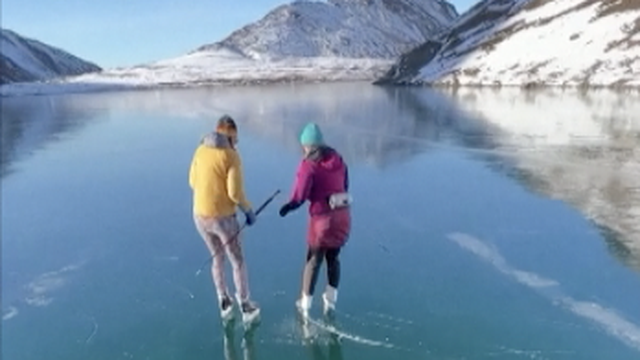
[194,214,250,303]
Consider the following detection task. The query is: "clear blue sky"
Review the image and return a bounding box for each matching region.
[2,0,477,69]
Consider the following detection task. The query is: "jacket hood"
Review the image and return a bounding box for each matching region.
[306,146,344,172]
[200,131,232,149]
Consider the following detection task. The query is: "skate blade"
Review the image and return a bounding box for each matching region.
[221,307,235,322]
[242,309,261,326]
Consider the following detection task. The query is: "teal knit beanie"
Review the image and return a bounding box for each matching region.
[299,122,324,146]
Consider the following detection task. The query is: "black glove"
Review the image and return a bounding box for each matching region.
[279,202,296,217]
[243,208,257,226]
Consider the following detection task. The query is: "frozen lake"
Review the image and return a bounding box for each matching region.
[2,82,640,360]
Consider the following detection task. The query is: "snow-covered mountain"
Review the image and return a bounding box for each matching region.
[202,0,458,60]
[0,0,457,95]
[0,29,101,85]
[377,0,640,88]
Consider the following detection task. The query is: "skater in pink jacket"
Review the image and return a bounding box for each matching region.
[279,122,351,315]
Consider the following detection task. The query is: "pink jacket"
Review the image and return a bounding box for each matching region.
[288,146,349,216]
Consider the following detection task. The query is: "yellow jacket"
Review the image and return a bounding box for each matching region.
[189,132,251,217]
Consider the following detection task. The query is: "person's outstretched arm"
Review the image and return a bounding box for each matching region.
[279,161,312,217]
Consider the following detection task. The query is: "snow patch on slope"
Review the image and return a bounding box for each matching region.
[384,0,640,88]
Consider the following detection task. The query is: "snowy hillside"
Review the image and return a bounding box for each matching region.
[204,0,458,60]
[1,0,457,95]
[378,0,640,88]
[0,29,101,85]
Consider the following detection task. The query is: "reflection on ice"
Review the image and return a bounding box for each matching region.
[1,95,105,178]
[82,83,483,168]
[29,84,637,272]
[2,84,639,273]
[440,88,640,272]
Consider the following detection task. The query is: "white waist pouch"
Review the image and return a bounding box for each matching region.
[329,192,352,209]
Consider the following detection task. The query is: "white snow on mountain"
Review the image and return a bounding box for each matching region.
[1,0,457,96]
[1,29,101,84]
[206,0,457,60]
[0,55,396,97]
[72,53,394,86]
[382,0,640,88]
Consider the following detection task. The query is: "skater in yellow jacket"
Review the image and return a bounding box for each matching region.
[189,115,259,323]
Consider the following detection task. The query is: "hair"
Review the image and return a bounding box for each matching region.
[216,115,238,137]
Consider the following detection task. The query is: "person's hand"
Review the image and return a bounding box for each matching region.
[244,209,257,226]
[279,202,297,217]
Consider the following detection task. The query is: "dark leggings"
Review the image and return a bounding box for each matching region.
[301,247,341,296]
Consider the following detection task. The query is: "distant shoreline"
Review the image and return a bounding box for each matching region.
[2,76,639,98]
